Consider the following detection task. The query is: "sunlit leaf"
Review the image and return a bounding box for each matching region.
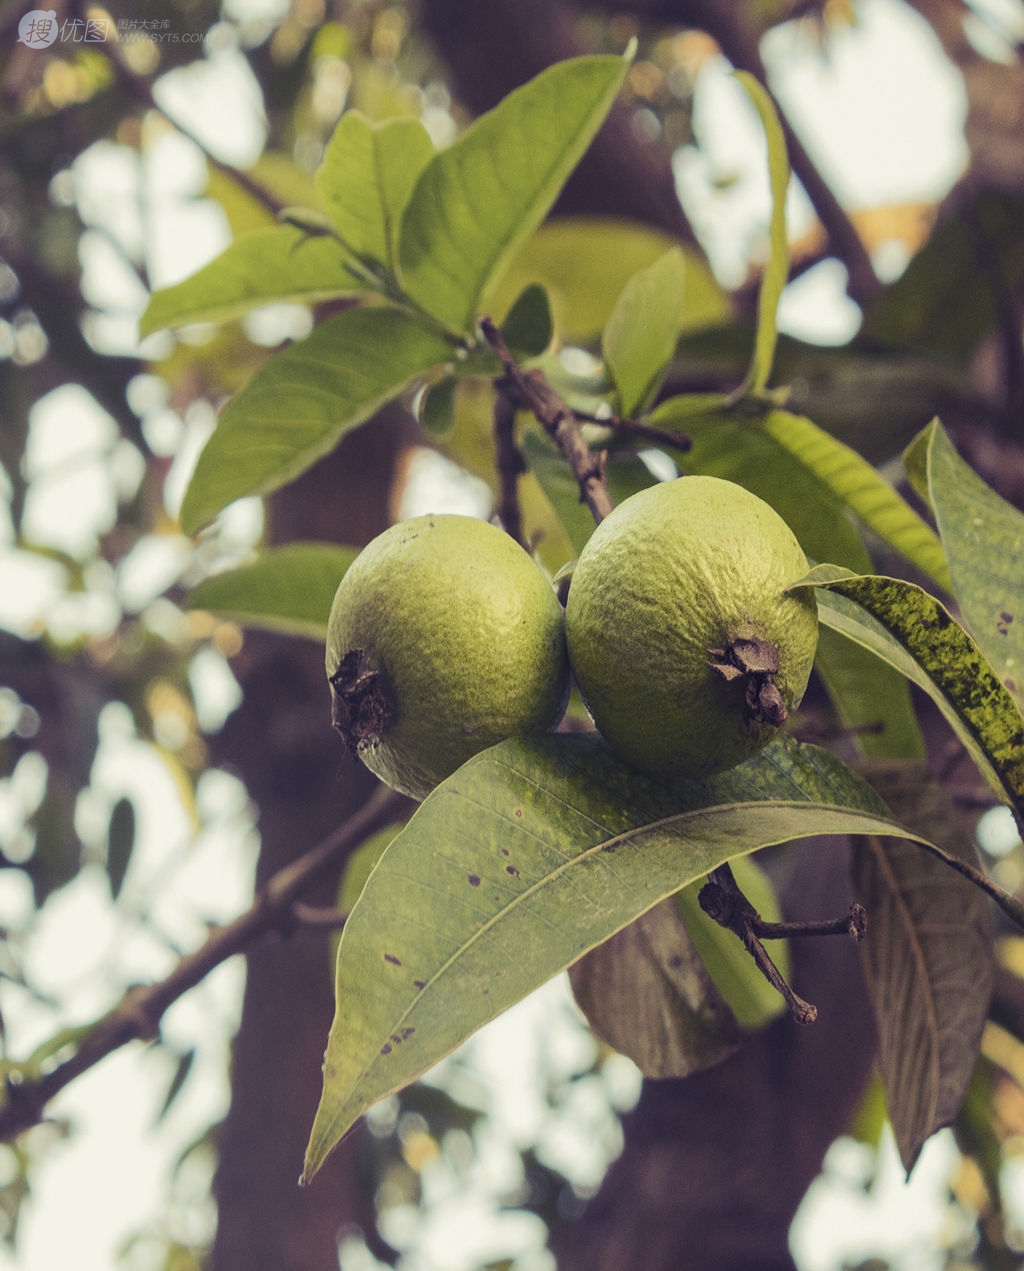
[602,247,686,416]
[180,307,456,534]
[905,419,1024,706]
[399,52,631,333]
[852,764,993,1174]
[139,226,364,337]
[303,730,946,1180]
[315,112,434,272]
[764,410,951,594]
[186,543,358,639]
[488,217,729,342]
[735,72,789,396]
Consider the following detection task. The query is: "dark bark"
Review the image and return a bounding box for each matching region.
[209,410,420,1271]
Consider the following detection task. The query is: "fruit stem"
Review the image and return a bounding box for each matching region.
[699,863,869,1026]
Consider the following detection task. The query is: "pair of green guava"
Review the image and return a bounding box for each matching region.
[325,476,819,801]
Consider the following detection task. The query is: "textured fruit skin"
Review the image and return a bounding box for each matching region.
[564,476,818,781]
[326,514,570,800]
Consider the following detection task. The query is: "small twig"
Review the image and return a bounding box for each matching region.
[0,785,408,1143]
[698,862,867,1026]
[480,317,615,524]
[289,903,350,931]
[577,411,693,454]
[492,391,528,546]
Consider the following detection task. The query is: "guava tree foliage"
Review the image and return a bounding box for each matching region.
[136,47,1024,1192]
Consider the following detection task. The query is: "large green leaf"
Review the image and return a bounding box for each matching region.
[302,731,949,1180]
[602,248,687,416]
[139,226,364,337]
[398,53,630,333]
[315,112,434,272]
[735,72,789,396]
[804,566,1024,819]
[764,410,951,594]
[905,419,1024,707]
[185,542,357,639]
[852,764,993,1173]
[180,307,456,534]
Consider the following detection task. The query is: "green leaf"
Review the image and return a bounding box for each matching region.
[851,764,993,1174]
[488,217,729,342]
[567,897,740,1078]
[814,625,925,760]
[417,376,456,435]
[500,283,554,359]
[602,248,687,416]
[139,226,365,337]
[302,730,942,1180]
[315,112,434,272]
[155,1048,196,1126]
[804,566,1024,819]
[180,307,456,534]
[185,543,357,639]
[677,854,790,1030]
[734,72,789,395]
[399,52,631,333]
[905,419,1024,706]
[763,410,952,594]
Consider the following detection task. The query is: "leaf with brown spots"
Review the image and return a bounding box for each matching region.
[799,566,1024,824]
[904,418,1024,710]
[303,731,962,1182]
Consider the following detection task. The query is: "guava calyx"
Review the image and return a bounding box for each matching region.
[329,647,393,753]
[707,635,788,729]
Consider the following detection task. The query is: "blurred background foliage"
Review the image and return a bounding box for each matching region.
[4,1,1024,1269]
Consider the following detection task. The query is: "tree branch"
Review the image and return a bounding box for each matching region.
[480,317,615,523]
[0,784,408,1143]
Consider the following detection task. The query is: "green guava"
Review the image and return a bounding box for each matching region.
[326,514,570,800]
[564,476,818,781]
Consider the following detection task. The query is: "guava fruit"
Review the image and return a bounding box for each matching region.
[564,476,818,781]
[326,514,570,800]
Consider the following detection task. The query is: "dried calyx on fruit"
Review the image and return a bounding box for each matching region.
[564,476,818,782]
[326,514,570,801]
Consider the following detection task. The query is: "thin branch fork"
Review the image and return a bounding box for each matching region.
[699,862,868,1026]
[480,316,616,523]
[0,785,408,1144]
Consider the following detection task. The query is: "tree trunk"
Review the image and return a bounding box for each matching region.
[210,411,419,1271]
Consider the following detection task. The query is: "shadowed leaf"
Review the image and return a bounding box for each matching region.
[106,796,135,901]
[852,764,993,1174]
[568,897,740,1078]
